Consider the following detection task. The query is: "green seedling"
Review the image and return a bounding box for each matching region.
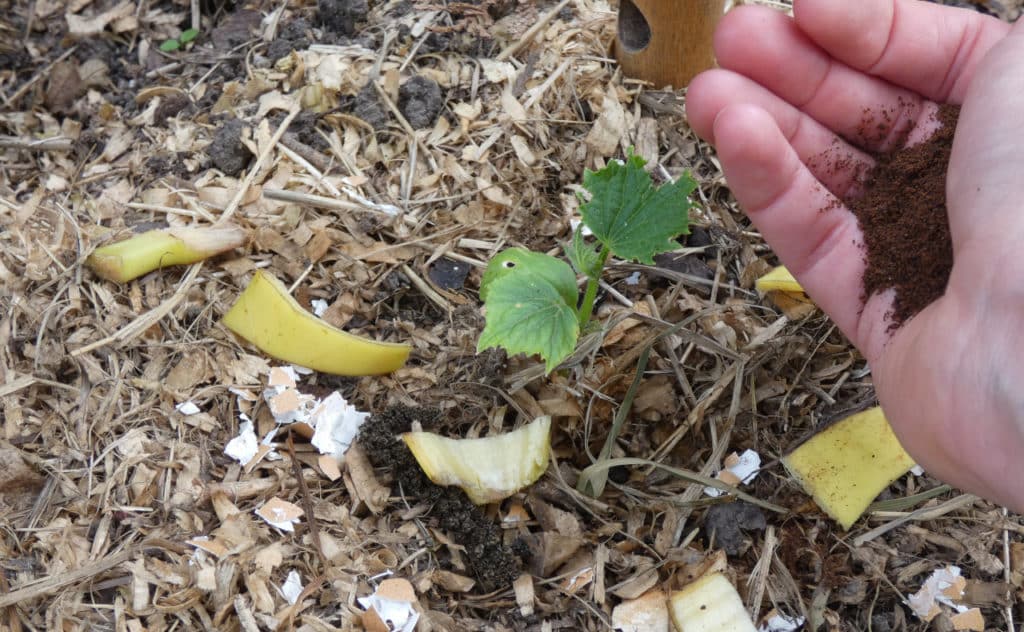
[160,27,200,52]
[477,152,696,372]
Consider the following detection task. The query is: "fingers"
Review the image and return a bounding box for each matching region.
[713,5,930,152]
[946,21,1024,248]
[711,103,868,341]
[793,0,1010,103]
[687,69,874,201]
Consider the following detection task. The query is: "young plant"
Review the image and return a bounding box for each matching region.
[160,27,200,52]
[477,152,696,372]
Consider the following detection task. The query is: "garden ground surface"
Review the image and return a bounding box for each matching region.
[2,0,1024,630]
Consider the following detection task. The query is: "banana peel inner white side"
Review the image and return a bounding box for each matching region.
[782,406,916,530]
[402,416,552,504]
[668,572,757,632]
[222,270,411,376]
[87,225,246,282]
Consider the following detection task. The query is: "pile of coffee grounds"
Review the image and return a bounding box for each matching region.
[358,405,521,591]
[846,105,957,329]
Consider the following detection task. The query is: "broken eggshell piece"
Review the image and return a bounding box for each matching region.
[358,578,419,632]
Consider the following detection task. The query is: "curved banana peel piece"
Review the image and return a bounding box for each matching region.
[782,406,916,530]
[669,572,757,632]
[402,416,551,504]
[87,226,246,282]
[755,265,804,294]
[222,270,411,376]
[755,265,816,318]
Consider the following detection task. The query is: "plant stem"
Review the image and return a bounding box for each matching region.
[577,246,610,328]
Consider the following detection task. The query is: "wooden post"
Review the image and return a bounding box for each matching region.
[615,0,726,89]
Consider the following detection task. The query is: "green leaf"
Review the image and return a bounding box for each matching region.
[580,153,696,264]
[565,225,604,278]
[478,249,579,373]
[480,248,578,307]
[159,38,181,52]
[179,28,200,43]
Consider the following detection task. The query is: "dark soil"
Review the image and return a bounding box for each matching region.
[849,105,958,329]
[399,76,444,129]
[358,405,521,591]
[351,83,390,129]
[703,501,766,556]
[207,117,253,175]
[427,257,471,290]
[318,0,369,37]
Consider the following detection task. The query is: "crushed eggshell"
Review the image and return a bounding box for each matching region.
[255,497,304,532]
[950,608,985,631]
[759,611,805,632]
[280,570,303,605]
[611,589,669,632]
[569,217,593,237]
[907,566,967,621]
[175,401,201,415]
[260,366,368,468]
[357,578,419,632]
[268,365,299,388]
[310,391,369,461]
[704,449,761,497]
[312,298,329,317]
[224,419,259,466]
[265,380,315,425]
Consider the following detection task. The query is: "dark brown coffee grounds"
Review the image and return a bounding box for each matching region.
[846,104,957,329]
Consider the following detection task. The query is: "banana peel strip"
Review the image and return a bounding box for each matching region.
[87,226,246,282]
[754,265,804,294]
[402,416,551,504]
[783,406,916,529]
[669,572,757,632]
[222,270,410,376]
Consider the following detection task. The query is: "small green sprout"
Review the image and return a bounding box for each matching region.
[477,151,697,372]
[160,28,200,52]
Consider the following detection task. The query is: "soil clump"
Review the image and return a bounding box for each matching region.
[848,105,958,329]
[358,405,521,591]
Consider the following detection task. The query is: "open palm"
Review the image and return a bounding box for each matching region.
[686,0,1024,509]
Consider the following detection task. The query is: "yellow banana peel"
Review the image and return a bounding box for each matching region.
[87,225,246,282]
[668,572,757,632]
[755,265,804,294]
[402,416,551,504]
[222,270,411,376]
[782,406,916,529]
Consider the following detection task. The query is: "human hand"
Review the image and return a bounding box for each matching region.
[686,0,1024,510]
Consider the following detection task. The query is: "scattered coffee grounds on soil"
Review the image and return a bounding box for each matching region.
[847,104,958,329]
[358,405,521,591]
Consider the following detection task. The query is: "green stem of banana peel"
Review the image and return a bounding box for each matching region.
[577,246,610,328]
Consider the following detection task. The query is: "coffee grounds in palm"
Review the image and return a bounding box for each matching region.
[847,104,957,329]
